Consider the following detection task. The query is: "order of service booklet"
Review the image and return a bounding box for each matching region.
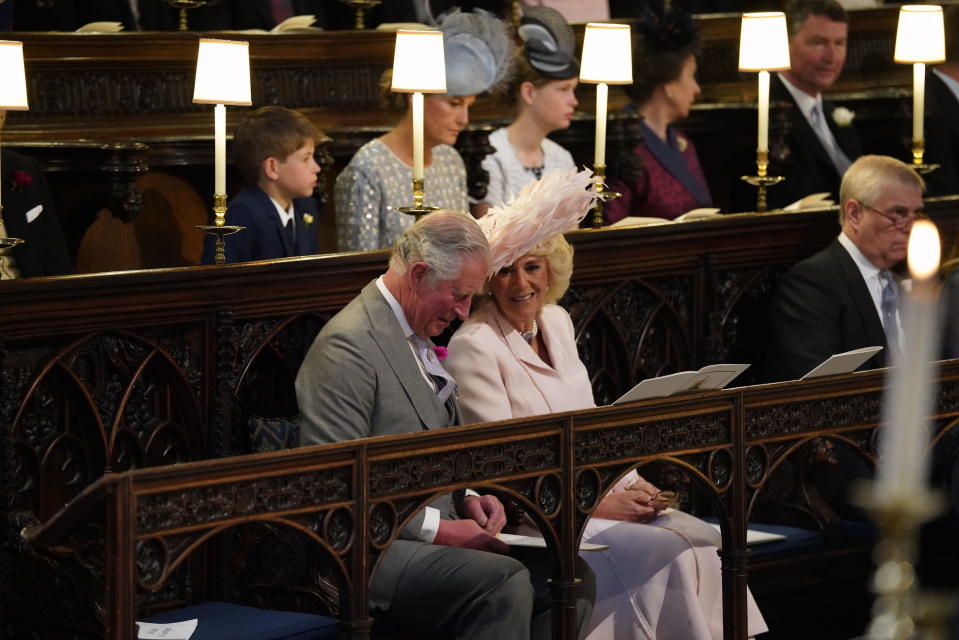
[612,364,750,405]
[800,346,883,380]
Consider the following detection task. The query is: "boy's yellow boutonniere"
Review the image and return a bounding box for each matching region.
[302,214,314,227]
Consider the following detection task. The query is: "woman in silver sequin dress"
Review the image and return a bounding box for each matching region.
[334,9,514,252]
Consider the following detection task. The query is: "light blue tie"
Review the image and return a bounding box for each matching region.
[411,336,458,404]
[810,102,852,177]
[880,270,902,360]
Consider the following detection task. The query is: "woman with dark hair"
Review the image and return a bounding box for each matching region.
[604,5,713,223]
[471,6,579,218]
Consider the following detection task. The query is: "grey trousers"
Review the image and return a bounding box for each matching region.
[372,540,595,640]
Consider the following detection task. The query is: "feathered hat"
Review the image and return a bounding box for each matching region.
[518,6,579,80]
[479,168,596,275]
[436,9,514,97]
[634,0,699,58]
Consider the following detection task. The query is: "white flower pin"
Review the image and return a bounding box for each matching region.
[832,106,855,127]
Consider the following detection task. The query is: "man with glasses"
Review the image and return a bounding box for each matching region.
[766,154,923,382]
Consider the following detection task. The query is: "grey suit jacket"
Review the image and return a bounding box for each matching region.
[296,280,459,535]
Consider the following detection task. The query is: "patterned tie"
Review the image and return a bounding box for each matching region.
[270,0,294,25]
[880,270,902,361]
[410,335,458,404]
[810,102,852,177]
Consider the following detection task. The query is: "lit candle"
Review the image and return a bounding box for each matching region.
[214,103,226,195]
[757,70,770,153]
[877,219,942,500]
[594,82,608,167]
[412,91,424,181]
[912,62,925,143]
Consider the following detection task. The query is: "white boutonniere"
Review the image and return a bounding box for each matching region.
[832,106,855,127]
[676,135,688,152]
[302,213,314,227]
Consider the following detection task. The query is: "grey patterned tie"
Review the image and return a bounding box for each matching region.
[411,336,458,404]
[880,270,902,360]
[810,102,852,177]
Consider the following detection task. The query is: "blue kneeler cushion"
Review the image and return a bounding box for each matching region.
[142,601,337,640]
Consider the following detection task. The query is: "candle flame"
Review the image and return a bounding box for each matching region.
[907,219,940,280]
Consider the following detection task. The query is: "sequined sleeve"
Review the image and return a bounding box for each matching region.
[335,161,383,252]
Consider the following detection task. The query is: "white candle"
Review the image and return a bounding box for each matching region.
[594,82,608,167]
[214,103,226,195]
[412,91,424,181]
[757,70,770,153]
[877,220,941,500]
[913,62,925,142]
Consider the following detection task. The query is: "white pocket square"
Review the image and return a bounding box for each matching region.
[25,205,42,223]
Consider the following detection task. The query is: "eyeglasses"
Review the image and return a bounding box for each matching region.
[860,203,924,230]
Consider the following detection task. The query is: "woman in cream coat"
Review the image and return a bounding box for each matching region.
[445,176,766,639]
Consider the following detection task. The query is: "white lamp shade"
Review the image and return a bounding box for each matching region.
[579,23,633,85]
[895,5,945,64]
[738,12,790,71]
[391,30,447,93]
[193,38,252,106]
[0,41,29,110]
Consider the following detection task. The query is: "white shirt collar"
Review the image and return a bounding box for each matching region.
[837,231,882,280]
[777,72,824,122]
[375,275,416,340]
[933,68,959,104]
[269,196,295,227]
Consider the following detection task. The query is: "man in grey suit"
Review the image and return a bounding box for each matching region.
[296,210,594,639]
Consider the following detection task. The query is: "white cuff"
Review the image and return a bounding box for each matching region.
[419,506,440,543]
[464,488,480,498]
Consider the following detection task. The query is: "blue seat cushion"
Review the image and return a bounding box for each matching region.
[142,601,337,640]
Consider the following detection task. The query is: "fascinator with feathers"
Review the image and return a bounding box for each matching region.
[430,8,515,97]
[479,168,596,275]
[517,6,579,80]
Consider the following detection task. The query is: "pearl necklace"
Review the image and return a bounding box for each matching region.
[521,319,539,344]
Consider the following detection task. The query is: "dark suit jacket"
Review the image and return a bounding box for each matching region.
[1,150,73,278]
[764,74,863,210]
[766,238,888,382]
[923,70,959,197]
[200,184,319,265]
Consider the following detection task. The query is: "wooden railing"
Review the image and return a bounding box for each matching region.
[21,361,959,639]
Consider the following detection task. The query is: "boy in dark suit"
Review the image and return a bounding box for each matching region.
[0,111,73,279]
[201,106,321,265]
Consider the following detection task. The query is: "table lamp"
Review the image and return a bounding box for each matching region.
[0,40,29,251]
[579,23,632,228]
[895,5,945,173]
[193,38,252,265]
[738,12,790,212]
[390,30,447,218]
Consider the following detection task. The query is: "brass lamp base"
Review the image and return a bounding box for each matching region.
[740,150,784,213]
[0,237,25,250]
[591,164,621,229]
[340,0,381,29]
[397,178,438,219]
[164,0,208,31]
[911,139,940,176]
[852,482,949,640]
[197,194,244,265]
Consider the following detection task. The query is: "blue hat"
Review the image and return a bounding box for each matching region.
[438,9,514,97]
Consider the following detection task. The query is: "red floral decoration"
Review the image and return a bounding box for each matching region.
[433,346,448,361]
[10,170,33,191]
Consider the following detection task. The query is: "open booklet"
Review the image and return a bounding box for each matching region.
[783,192,834,211]
[612,363,750,405]
[232,15,320,34]
[136,619,197,640]
[76,21,124,32]
[706,523,787,545]
[497,533,608,552]
[608,208,722,228]
[800,346,883,380]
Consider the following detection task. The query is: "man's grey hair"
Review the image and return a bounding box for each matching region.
[784,0,848,37]
[389,210,491,286]
[839,155,925,224]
